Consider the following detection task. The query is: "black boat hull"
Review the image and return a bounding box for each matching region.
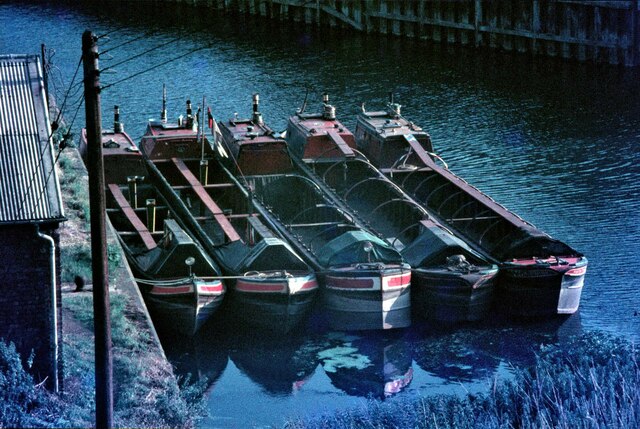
[411,267,498,323]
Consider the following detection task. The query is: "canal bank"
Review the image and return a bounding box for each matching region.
[55,136,204,427]
[154,0,640,66]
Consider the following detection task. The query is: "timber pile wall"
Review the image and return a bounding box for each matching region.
[160,0,640,66]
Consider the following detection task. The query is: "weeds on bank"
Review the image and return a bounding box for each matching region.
[284,331,640,429]
[62,292,207,428]
[0,291,205,428]
[0,341,67,428]
[57,149,121,284]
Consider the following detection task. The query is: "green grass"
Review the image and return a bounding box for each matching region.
[58,148,122,284]
[62,292,206,428]
[283,331,640,429]
[0,290,205,428]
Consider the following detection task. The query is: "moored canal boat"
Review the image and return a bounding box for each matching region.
[354,98,587,317]
[80,115,224,336]
[285,94,499,323]
[139,96,318,333]
[106,184,226,337]
[217,95,411,330]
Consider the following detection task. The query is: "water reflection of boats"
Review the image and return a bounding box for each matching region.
[217,95,411,331]
[317,332,413,399]
[412,314,582,382]
[354,99,587,318]
[161,327,229,388]
[81,108,225,336]
[412,329,501,383]
[140,94,318,333]
[229,331,319,395]
[285,94,498,323]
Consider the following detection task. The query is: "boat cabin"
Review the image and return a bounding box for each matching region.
[140,120,208,161]
[355,103,434,169]
[218,119,292,175]
[79,106,145,182]
[286,94,357,161]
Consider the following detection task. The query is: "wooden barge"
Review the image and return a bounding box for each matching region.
[354,99,587,317]
[80,111,225,336]
[139,99,318,333]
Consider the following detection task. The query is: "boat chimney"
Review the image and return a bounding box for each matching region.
[113,105,124,133]
[145,199,156,233]
[388,102,401,118]
[186,99,193,128]
[322,92,335,120]
[252,93,263,125]
[161,84,167,123]
[386,92,401,117]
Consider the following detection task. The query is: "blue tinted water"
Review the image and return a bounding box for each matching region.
[2,2,638,427]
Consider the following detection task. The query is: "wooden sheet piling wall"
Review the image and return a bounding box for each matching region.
[159,0,640,66]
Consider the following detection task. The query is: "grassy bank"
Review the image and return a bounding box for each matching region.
[0,291,205,428]
[284,331,639,429]
[0,145,205,428]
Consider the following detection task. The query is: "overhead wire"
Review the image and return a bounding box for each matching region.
[52,56,83,128]
[100,42,213,91]
[19,31,210,218]
[101,32,156,55]
[14,53,83,219]
[100,36,184,73]
[96,24,132,40]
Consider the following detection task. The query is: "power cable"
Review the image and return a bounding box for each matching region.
[16,94,84,219]
[96,25,131,40]
[100,36,183,73]
[101,33,156,55]
[100,43,213,91]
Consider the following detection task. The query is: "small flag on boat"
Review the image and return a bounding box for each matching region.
[207,111,228,158]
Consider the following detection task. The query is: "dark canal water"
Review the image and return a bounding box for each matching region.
[2,1,639,427]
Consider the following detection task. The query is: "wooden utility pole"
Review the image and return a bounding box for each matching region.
[82,29,113,429]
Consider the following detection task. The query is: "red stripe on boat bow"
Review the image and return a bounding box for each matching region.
[150,285,193,295]
[565,266,587,276]
[386,273,411,288]
[300,279,319,290]
[236,280,287,293]
[326,277,374,289]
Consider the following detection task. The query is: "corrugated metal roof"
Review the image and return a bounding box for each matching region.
[0,54,64,224]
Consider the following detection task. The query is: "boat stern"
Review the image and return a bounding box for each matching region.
[323,263,411,330]
[557,257,588,314]
[499,255,587,317]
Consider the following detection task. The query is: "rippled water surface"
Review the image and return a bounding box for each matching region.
[2,1,639,427]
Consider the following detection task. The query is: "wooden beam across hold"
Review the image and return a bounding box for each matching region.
[327,129,355,157]
[171,158,241,242]
[108,184,157,251]
[403,134,436,168]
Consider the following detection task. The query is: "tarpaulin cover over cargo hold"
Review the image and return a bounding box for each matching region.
[316,230,403,267]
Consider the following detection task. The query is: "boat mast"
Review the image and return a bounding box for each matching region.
[161,84,167,123]
[200,95,208,185]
